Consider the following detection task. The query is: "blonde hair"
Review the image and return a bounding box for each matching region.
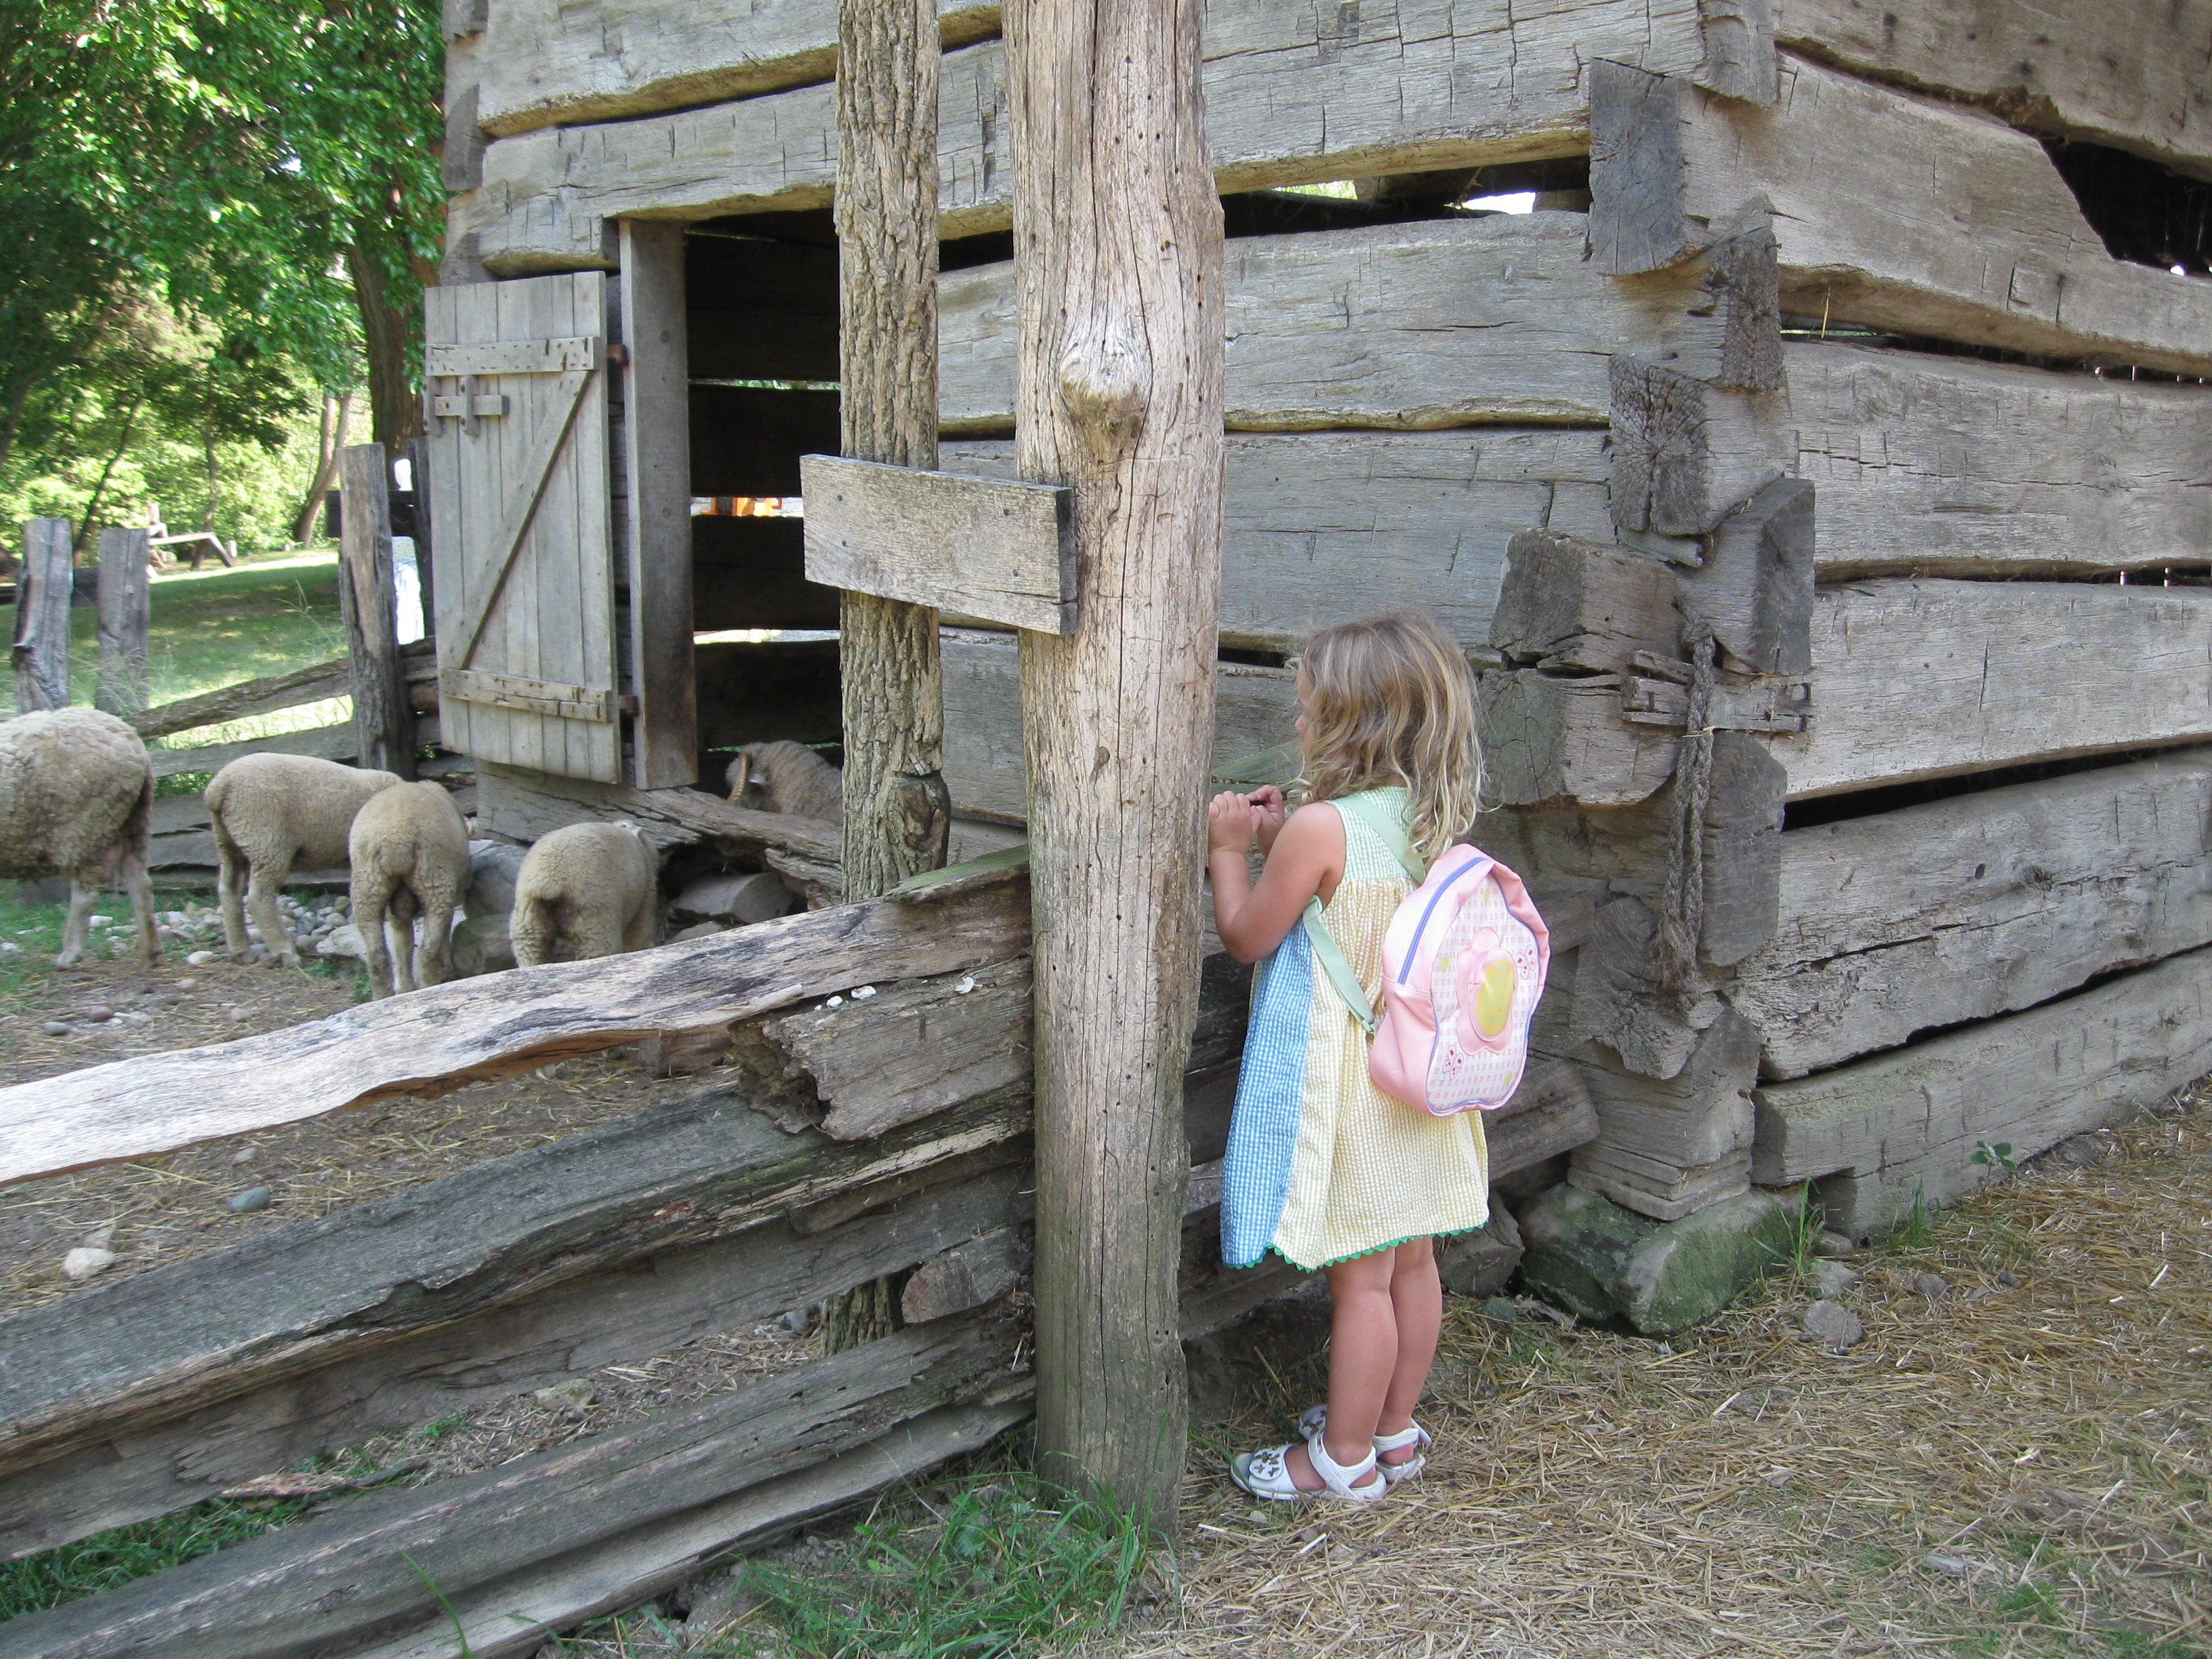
[1294,614,1483,863]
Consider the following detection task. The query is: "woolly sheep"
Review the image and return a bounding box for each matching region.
[0,708,157,968]
[509,821,661,968]
[205,754,401,968]
[348,781,470,999]
[726,741,842,823]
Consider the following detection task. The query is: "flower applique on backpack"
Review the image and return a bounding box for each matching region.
[1301,794,1551,1116]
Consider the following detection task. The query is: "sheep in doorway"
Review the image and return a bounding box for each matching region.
[348,781,470,998]
[205,754,401,968]
[0,708,158,968]
[726,741,842,823]
[509,821,661,967]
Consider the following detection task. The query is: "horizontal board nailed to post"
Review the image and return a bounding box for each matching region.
[0,1312,1027,1659]
[0,876,1027,1189]
[456,0,1710,272]
[1751,945,2212,1235]
[1732,749,2212,1080]
[800,455,1074,633]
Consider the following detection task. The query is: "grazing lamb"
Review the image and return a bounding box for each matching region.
[205,754,401,968]
[348,781,470,998]
[509,821,660,968]
[0,708,157,967]
[726,741,842,823]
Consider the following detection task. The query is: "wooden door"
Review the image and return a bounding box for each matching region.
[424,272,621,782]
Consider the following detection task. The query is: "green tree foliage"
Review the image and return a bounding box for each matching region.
[0,1,445,548]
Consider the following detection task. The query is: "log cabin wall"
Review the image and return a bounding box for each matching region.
[437,0,2212,1238]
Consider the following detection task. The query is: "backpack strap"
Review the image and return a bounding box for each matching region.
[1296,794,1424,1036]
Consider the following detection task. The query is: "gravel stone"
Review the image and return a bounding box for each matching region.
[228,1185,272,1214]
[1809,1258,1861,1299]
[62,1247,117,1281]
[1803,1300,1863,1351]
[1812,1229,1858,1258]
[1914,1273,1952,1303]
[37,1021,70,1037]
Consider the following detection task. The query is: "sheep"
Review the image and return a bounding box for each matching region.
[509,821,661,968]
[205,754,401,968]
[348,781,471,999]
[726,741,842,823]
[0,708,157,968]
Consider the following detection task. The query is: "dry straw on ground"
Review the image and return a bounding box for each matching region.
[1110,1089,2209,1658]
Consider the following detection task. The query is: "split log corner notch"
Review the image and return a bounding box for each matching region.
[800,455,1078,634]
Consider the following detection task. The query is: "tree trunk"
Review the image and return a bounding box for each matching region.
[1006,0,1225,1521]
[292,391,353,545]
[835,0,950,905]
[73,389,145,557]
[337,443,415,779]
[346,237,425,453]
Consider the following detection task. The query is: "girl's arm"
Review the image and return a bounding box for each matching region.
[1207,794,1347,964]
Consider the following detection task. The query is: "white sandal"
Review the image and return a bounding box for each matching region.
[1298,1405,1433,1485]
[1230,1433,1386,1502]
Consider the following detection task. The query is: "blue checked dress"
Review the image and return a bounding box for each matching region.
[1220,787,1491,1271]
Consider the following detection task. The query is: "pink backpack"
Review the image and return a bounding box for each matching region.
[1303,794,1551,1116]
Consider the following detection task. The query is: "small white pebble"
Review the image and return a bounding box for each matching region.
[824,995,844,1008]
[0,942,17,956]
[63,1247,116,1282]
[851,985,876,1000]
[956,975,976,995]
[175,977,198,991]
[89,916,111,927]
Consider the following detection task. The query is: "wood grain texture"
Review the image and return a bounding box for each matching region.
[147,714,442,783]
[1774,0,2212,179]
[1006,0,1221,1515]
[1786,342,2212,579]
[93,529,150,717]
[11,518,70,713]
[0,1102,1034,1555]
[945,429,1614,651]
[1607,354,1786,536]
[338,445,416,779]
[943,631,1296,823]
[943,215,1746,434]
[1477,670,1681,809]
[1733,750,2212,1080]
[455,0,1711,273]
[1677,476,1813,676]
[804,456,1071,633]
[1681,54,2212,375]
[1567,1007,1761,1220]
[1751,945,2212,1234]
[0,1312,1025,1659]
[1782,580,2212,800]
[476,0,1000,136]
[618,220,698,788]
[0,877,1026,1189]
[1490,531,1679,675]
[1696,0,1777,104]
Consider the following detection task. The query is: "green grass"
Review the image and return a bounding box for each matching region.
[60,550,348,739]
[0,1497,315,1622]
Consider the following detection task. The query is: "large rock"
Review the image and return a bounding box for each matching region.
[1518,1183,1795,1336]
[670,870,800,927]
[466,841,529,917]
[450,912,516,977]
[1437,1199,1523,1298]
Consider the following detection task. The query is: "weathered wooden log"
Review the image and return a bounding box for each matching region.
[1786,342,2212,580]
[1567,1007,1760,1221]
[1477,670,1681,810]
[338,445,415,780]
[1676,476,1812,676]
[1696,732,1786,967]
[455,0,1711,272]
[1606,353,1787,537]
[474,759,842,902]
[93,527,150,717]
[0,1094,1033,1555]
[0,1311,1027,1659]
[148,713,443,783]
[944,630,1296,823]
[1786,579,2212,800]
[943,215,1760,436]
[901,1225,1029,1324]
[947,430,1614,653]
[1753,945,2212,1235]
[129,645,437,743]
[10,518,70,714]
[1595,52,2212,373]
[0,874,1026,1189]
[1772,0,2212,178]
[1732,749,2212,1080]
[1490,531,1679,675]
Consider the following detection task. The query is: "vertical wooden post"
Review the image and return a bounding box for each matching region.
[338,445,415,779]
[619,218,699,790]
[835,0,951,901]
[404,433,436,642]
[94,527,151,716]
[12,518,74,714]
[1007,0,1225,1518]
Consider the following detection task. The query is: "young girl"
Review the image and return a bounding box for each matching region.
[1207,613,1490,1502]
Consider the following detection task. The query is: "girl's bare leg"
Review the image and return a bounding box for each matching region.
[1284,1248,1397,1491]
[1376,1237,1441,1462]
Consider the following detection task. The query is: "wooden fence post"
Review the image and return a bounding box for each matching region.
[1007,0,1225,1519]
[337,445,415,779]
[12,518,73,714]
[94,527,152,717]
[403,432,436,642]
[835,0,951,901]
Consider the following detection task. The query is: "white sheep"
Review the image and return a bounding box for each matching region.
[205,754,401,968]
[509,821,661,968]
[348,781,470,999]
[726,741,842,823]
[0,708,158,968]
